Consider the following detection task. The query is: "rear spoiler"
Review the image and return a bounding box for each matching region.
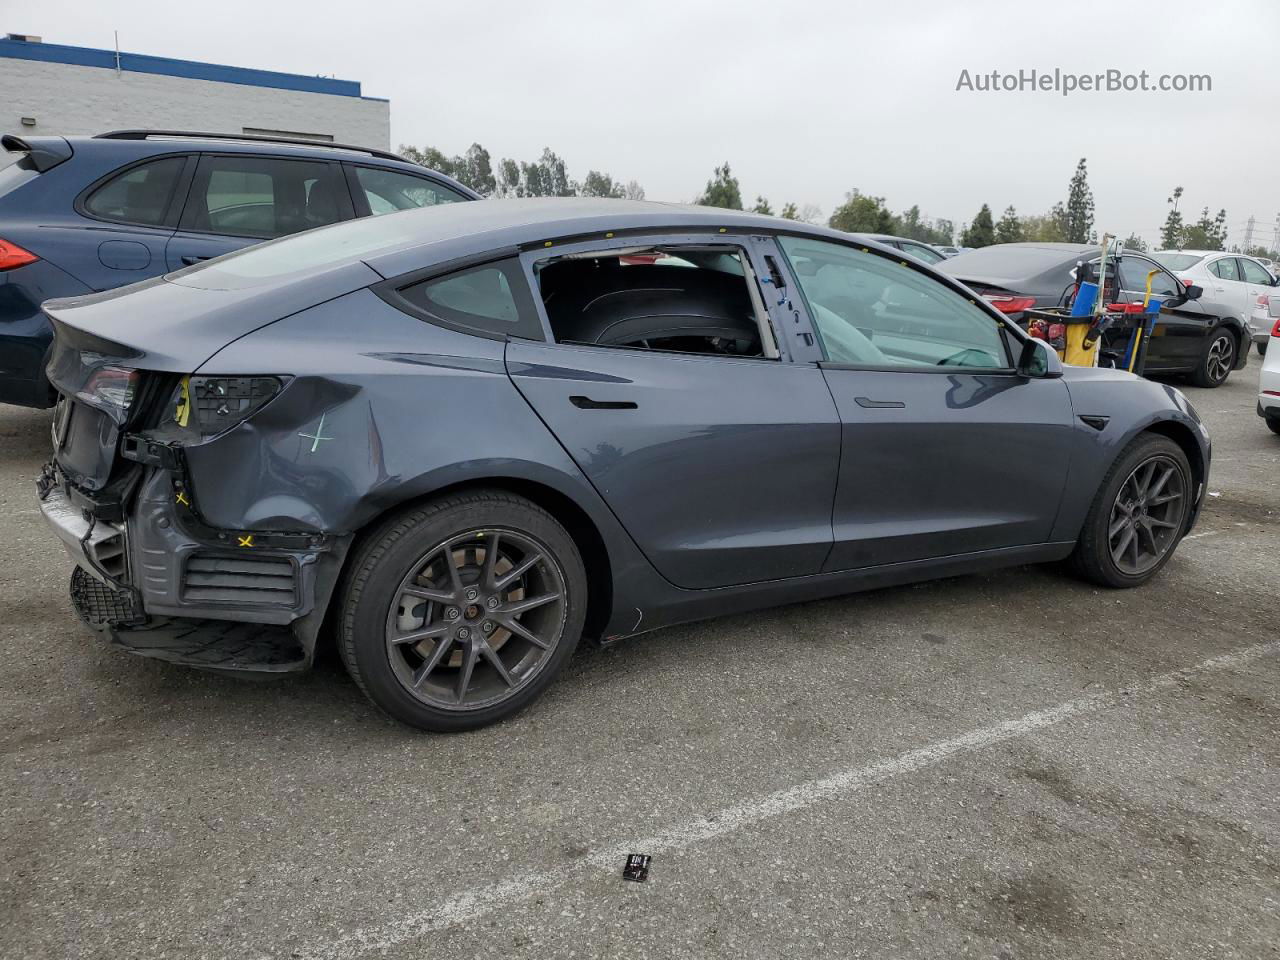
[2,134,73,172]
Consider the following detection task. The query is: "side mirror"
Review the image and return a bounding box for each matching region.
[1018,337,1063,379]
[1183,283,1203,301]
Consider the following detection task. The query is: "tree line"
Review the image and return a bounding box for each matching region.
[403,143,1277,259]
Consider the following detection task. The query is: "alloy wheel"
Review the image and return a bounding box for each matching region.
[384,528,567,711]
[1107,455,1185,576]
[1205,334,1234,383]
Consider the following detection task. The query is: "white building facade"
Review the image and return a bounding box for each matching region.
[0,34,390,149]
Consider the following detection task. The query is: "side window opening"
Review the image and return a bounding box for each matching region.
[180,155,345,240]
[534,245,777,359]
[83,156,186,227]
[1210,258,1240,282]
[354,166,468,215]
[395,258,544,341]
[778,236,1010,369]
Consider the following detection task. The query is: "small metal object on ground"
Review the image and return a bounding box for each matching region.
[622,854,651,882]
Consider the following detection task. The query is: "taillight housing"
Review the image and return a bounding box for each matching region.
[985,295,1037,315]
[0,236,38,271]
[167,376,285,441]
[1271,317,1280,338]
[75,365,139,421]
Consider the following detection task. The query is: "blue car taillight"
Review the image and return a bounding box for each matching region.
[174,376,284,441]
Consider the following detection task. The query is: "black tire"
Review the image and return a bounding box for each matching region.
[1068,434,1193,588]
[1190,326,1236,388]
[1259,341,1268,357]
[1266,416,1280,436]
[338,490,587,732]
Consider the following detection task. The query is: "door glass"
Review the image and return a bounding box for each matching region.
[181,156,343,239]
[1240,258,1273,284]
[1210,258,1240,282]
[397,259,544,340]
[84,156,186,226]
[1119,257,1181,298]
[778,236,1008,368]
[899,242,945,265]
[354,167,468,214]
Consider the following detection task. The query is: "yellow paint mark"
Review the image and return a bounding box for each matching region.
[237,535,255,548]
[605,232,614,238]
[175,491,190,507]
[718,227,727,233]
[174,378,190,427]
[543,240,553,247]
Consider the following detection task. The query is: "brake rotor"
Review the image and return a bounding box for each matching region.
[394,543,524,668]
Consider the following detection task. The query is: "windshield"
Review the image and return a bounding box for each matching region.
[1151,252,1206,271]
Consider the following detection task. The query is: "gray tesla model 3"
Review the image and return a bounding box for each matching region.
[35,198,1211,731]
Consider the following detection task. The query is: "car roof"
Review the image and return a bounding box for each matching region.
[169,197,897,290]
[857,233,936,247]
[360,198,869,276]
[58,132,480,196]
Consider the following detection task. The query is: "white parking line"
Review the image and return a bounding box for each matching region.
[1184,529,1225,541]
[302,639,1280,960]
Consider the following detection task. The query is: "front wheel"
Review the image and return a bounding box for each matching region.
[1068,434,1193,588]
[1258,341,1268,357]
[338,491,587,732]
[1190,327,1235,387]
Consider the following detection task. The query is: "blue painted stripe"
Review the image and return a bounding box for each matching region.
[0,38,366,98]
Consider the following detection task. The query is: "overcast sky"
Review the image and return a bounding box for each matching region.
[13,0,1280,247]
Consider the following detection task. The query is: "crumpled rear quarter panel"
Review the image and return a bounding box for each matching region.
[187,289,639,552]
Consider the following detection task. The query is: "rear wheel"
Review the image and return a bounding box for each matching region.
[338,491,587,732]
[1190,327,1235,387]
[1068,434,1192,588]
[1266,415,1280,436]
[1259,341,1268,357]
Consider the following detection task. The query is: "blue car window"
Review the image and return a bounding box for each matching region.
[83,156,186,227]
[354,167,467,215]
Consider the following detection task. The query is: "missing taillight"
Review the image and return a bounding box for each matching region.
[184,376,284,440]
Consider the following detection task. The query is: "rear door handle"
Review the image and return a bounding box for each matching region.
[854,396,905,409]
[181,255,211,266]
[570,395,637,410]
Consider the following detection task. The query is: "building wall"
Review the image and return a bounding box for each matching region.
[0,58,390,148]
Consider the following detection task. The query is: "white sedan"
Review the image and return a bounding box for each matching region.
[1154,250,1279,355]
[1259,297,1280,434]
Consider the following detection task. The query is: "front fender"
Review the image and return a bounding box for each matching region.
[1049,368,1210,542]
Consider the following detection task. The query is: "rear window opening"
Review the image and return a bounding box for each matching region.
[534,245,778,359]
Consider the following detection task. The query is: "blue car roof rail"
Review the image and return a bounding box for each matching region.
[93,129,409,165]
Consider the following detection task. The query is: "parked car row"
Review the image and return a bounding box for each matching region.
[937,242,1254,387]
[0,130,478,407]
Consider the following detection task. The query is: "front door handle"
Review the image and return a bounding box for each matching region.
[854,396,905,409]
[181,255,212,266]
[570,395,637,410]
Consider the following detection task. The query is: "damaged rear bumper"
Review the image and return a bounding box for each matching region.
[37,466,349,675]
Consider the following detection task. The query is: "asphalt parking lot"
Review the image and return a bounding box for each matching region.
[1,370,1277,960]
